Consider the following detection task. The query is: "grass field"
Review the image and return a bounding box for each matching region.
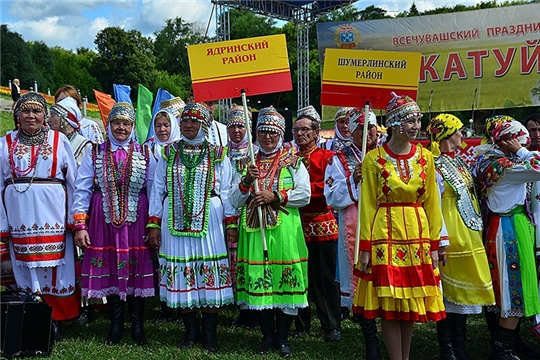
[41,297,540,360]
[2,99,540,359]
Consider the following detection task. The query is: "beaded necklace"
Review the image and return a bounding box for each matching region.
[18,127,46,146]
[168,141,214,236]
[435,154,483,231]
[179,139,207,168]
[343,143,363,173]
[9,129,47,176]
[96,141,146,226]
[9,129,49,193]
[256,149,281,191]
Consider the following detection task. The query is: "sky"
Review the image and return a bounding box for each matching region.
[1,0,483,51]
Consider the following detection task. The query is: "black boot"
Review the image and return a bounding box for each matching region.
[291,306,310,337]
[76,304,94,326]
[485,310,499,345]
[127,296,147,345]
[201,312,219,353]
[514,319,540,359]
[437,316,458,360]
[452,313,471,360]
[52,321,63,342]
[489,325,520,360]
[341,306,350,321]
[358,314,381,360]
[231,308,250,327]
[246,309,260,330]
[179,311,200,349]
[154,301,172,324]
[275,310,293,358]
[105,295,125,345]
[257,309,275,355]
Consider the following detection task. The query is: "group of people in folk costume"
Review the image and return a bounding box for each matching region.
[2,88,540,360]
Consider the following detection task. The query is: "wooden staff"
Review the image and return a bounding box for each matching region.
[241,89,269,261]
[354,102,371,265]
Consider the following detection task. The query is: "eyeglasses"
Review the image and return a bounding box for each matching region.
[292,127,313,134]
[257,130,279,138]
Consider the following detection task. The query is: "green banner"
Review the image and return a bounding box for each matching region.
[136,84,153,143]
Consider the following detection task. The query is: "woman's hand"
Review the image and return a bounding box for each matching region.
[226,228,239,243]
[438,247,447,267]
[244,164,259,184]
[147,228,161,249]
[353,163,363,185]
[431,250,439,269]
[74,229,91,249]
[359,251,371,272]
[252,190,277,206]
[500,138,522,154]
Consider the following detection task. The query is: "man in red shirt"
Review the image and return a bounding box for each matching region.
[524,113,540,151]
[292,105,341,342]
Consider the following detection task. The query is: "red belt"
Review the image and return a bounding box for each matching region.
[377,202,421,207]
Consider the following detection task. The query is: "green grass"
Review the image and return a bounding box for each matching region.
[43,297,540,360]
[1,111,15,137]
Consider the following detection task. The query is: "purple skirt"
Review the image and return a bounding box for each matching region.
[81,192,154,300]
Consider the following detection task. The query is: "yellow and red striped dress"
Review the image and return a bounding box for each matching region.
[352,143,445,322]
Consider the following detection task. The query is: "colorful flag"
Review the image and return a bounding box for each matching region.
[113,84,132,104]
[93,89,116,127]
[136,84,153,143]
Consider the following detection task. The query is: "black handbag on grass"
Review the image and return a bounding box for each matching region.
[1,289,53,358]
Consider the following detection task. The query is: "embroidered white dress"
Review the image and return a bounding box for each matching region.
[0,130,79,320]
[79,117,104,144]
[149,142,235,309]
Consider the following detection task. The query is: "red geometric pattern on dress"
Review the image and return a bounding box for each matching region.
[382,184,391,195]
[376,248,385,260]
[395,248,407,261]
[325,176,334,187]
[415,247,422,259]
[40,141,53,161]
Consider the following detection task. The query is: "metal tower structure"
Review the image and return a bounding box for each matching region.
[214,2,233,123]
[296,21,310,109]
[211,1,357,111]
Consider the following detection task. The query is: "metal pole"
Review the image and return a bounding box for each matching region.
[354,102,371,265]
[241,89,269,262]
[83,96,88,117]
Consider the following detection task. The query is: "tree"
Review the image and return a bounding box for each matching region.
[227,9,276,40]
[0,25,38,90]
[50,47,101,101]
[359,5,391,20]
[28,41,55,92]
[317,4,361,22]
[153,71,192,100]
[154,17,204,77]
[93,27,157,95]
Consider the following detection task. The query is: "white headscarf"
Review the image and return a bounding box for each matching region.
[151,109,181,146]
[51,96,82,131]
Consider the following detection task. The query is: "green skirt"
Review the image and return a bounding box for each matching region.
[235,207,309,310]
